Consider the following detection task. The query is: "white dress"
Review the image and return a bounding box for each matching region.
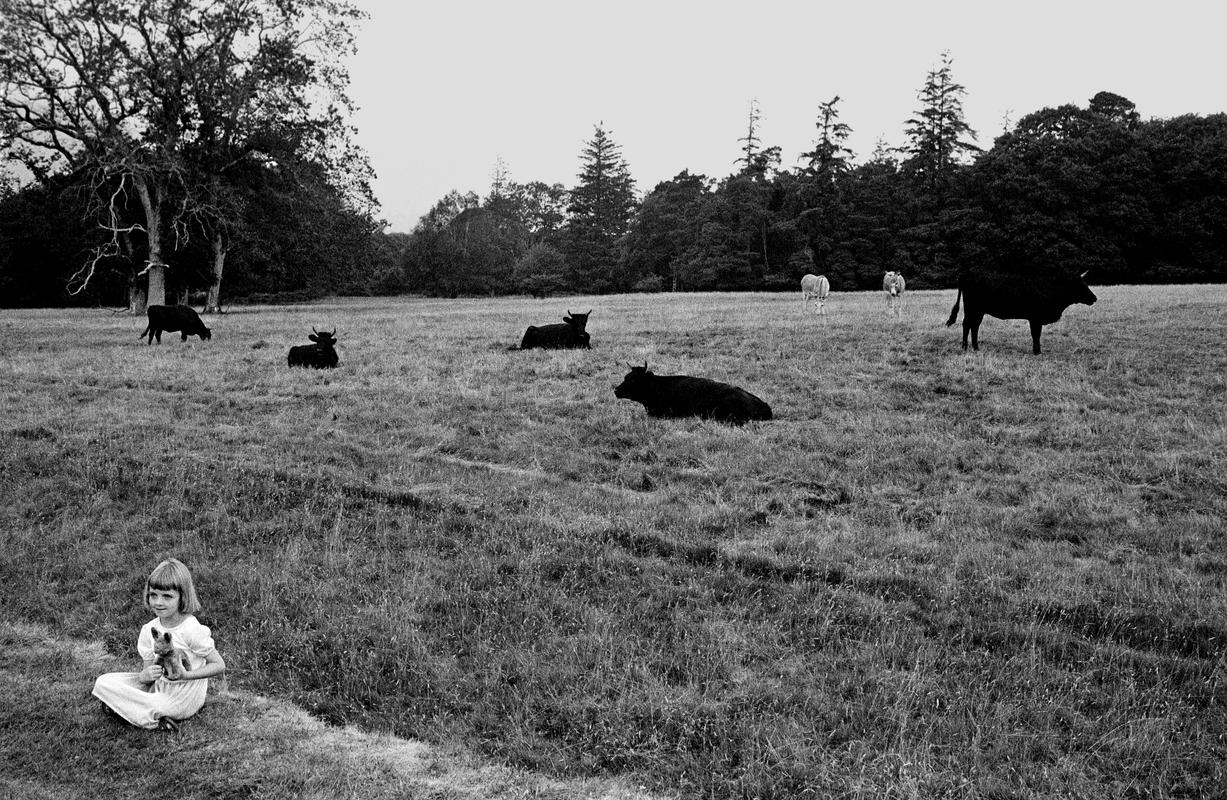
[92,615,216,729]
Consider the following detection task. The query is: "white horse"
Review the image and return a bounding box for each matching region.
[883,271,906,315]
[800,274,830,314]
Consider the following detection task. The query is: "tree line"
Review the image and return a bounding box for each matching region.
[3,26,1225,309]
[395,57,1227,297]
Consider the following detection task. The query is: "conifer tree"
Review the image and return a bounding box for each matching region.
[801,96,854,181]
[562,123,637,291]
[736,99,781,177]
[903,51,980,191]
[793,96,854,274]
[900,51,980,284]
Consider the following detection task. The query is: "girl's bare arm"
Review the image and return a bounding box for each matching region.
[176,649,226,681]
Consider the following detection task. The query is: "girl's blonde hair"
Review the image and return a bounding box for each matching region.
[144,558,202,615]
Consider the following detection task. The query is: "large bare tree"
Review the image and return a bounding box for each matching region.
[0,0,368,312]
[173,0,372,312]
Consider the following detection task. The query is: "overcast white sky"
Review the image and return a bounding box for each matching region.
[347,1,1225,232]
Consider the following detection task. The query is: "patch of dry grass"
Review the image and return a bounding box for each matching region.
[0,621,662,800]
[2,286,1225,798]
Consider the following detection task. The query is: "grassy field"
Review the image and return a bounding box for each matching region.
[1,286,1224,799]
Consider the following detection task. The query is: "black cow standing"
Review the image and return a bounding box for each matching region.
[947,270,1097,354]
[140,305,212,344]
[519,310,591,350]
[287,328,339,369]
[614,362,772,424]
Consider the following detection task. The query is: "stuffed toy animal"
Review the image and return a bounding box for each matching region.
[151,628,190,681]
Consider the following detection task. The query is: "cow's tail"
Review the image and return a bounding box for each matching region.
[946,287,962,327]
[138,324,151,340]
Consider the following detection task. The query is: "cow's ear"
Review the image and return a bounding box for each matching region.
[309,334,319,343]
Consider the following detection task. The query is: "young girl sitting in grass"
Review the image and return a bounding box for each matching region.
[93,558,226,731]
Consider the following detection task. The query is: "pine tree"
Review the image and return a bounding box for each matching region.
[484,156,519,219]
[791,97,855,278]
[736,99,781,177]
[562,123,637,292]
[488,157,512,203]
[899,51,981,285]
[903,51,980,190]
[800,96,854,182]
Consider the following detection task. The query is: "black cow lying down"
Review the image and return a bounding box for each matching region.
[614,362,772,424]
[519,310,591,350]
[288,328,339,369]
[140,305,212,344]
[947,268,1096,354]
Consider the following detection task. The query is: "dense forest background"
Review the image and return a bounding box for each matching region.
[2,50,1225,308]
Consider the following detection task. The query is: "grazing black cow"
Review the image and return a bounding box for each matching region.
[519,310,592,350]
[140,305,212,344]
[947,269,1097,354]
[287,328,339,369]
[614,362,772,424]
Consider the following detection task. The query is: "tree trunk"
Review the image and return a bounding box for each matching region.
[130,282,147,315]
[135,174,167,308]
[205,234,226,313]
[761,222,770,271]
[147,264,167,309]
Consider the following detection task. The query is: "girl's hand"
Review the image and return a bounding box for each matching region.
[139,664,163,683]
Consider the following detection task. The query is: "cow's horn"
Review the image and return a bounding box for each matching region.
[312,326,319,335]
[1079,271,1089,280]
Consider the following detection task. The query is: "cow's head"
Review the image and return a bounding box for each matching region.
[614,361,652,399]
[1069,272,1097,306]
[563,310,591,331]
[309,327,338,347]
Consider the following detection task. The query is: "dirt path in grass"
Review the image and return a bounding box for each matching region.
[1,621,668,800]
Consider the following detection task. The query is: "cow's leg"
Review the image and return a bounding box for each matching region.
[181,331,189,341]
[966,314,983,351]
[1029,320,1043,355]
[961,321,971,350]
[154,329,162,344]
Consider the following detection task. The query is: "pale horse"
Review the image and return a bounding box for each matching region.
[883,271,906,315]
[800,274,831,314]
